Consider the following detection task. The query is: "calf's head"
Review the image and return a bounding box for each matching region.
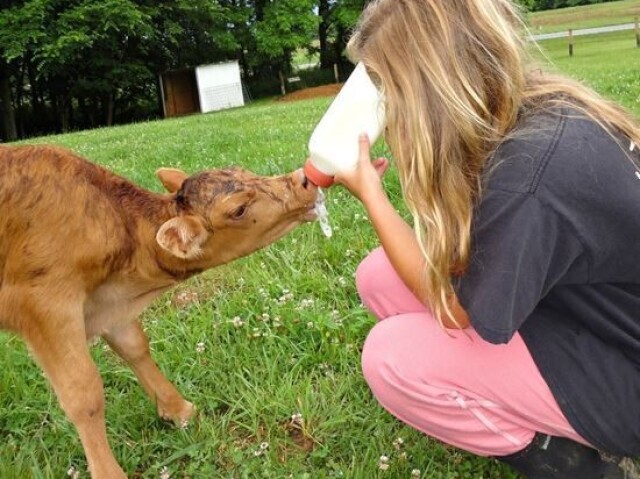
[155,167,317,266]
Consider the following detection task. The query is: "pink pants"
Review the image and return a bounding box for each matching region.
[357,247,589,457]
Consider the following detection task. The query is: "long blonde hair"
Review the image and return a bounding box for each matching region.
[347,0,640,327]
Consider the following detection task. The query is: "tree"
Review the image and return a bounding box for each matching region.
[255,0,317,73]
[0,0,46,139]
[0,0,239,139]
[315,0,367,78]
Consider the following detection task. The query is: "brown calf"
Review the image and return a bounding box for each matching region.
[0,145,318,478]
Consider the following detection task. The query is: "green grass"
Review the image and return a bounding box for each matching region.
[1,23,639,479]
[527,0,640,34]
[536,30,640,115]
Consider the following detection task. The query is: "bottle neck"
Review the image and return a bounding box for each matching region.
[304,159,335,188]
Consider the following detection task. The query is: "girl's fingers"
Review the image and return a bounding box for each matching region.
[358,133,371,162]
[373,157,389,177]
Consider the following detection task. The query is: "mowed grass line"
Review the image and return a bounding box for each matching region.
[527,0,640,34]
[1,28,638,479]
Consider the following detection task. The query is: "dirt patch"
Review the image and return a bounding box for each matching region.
[277,83,343,102]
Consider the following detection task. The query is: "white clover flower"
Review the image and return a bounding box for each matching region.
[337,276,347,287]
[66,466,79,479]
[254,442,269,456]
[291,412,304,425]
[393,437,404,450]
[232,316,245,327]
[277,289,294,305]
[160,466,171,479]
[411,469,421,478]
[306,321,315,329]
[196,342,205,353]
[296,298,315,311]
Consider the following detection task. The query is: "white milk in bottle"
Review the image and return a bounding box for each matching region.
[304,62,386,188]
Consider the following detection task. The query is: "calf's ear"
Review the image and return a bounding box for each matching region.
[157,168,188,193]
[156,216,208,259]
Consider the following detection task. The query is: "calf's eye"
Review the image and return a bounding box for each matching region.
[230,205,248,219]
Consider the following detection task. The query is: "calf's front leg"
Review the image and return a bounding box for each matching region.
[24,304,126,479]
[103,321,195,425]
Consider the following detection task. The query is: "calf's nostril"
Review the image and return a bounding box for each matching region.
[302,175,309,189]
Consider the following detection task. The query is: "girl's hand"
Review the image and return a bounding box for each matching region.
[334,134,389,205]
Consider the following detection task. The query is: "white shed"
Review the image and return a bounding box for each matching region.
[160,60,245,118]
[195,61,245,113]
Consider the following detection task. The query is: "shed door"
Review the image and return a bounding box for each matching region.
[162,70,200,117]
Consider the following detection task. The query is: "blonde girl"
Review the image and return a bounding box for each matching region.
[332,0,640,477]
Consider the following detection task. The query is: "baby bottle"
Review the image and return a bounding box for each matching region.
[304,62,386,188]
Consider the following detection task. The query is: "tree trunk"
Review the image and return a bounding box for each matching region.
[334,24,349,82]
[319,0,331,68]
[255,0,266,21]
[104,94,114,126]
[59,94,70,133]
[0,59,18,142]
[28,55,46,124]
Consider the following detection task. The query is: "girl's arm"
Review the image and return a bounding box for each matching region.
[334,135,469,329]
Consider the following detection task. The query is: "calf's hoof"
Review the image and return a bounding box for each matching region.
[159,399,196,427]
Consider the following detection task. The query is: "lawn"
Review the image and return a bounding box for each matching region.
[535,29,640,115]
[527,0,640,34]
[1,17,640,479]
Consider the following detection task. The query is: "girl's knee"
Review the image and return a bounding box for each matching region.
[361,314,473,399]
[356,248,428,319]
[361,320,389,393]
[361,315,437,401]
[355,247,387,301]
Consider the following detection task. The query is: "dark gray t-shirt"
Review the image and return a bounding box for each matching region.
[454,105,640,455]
